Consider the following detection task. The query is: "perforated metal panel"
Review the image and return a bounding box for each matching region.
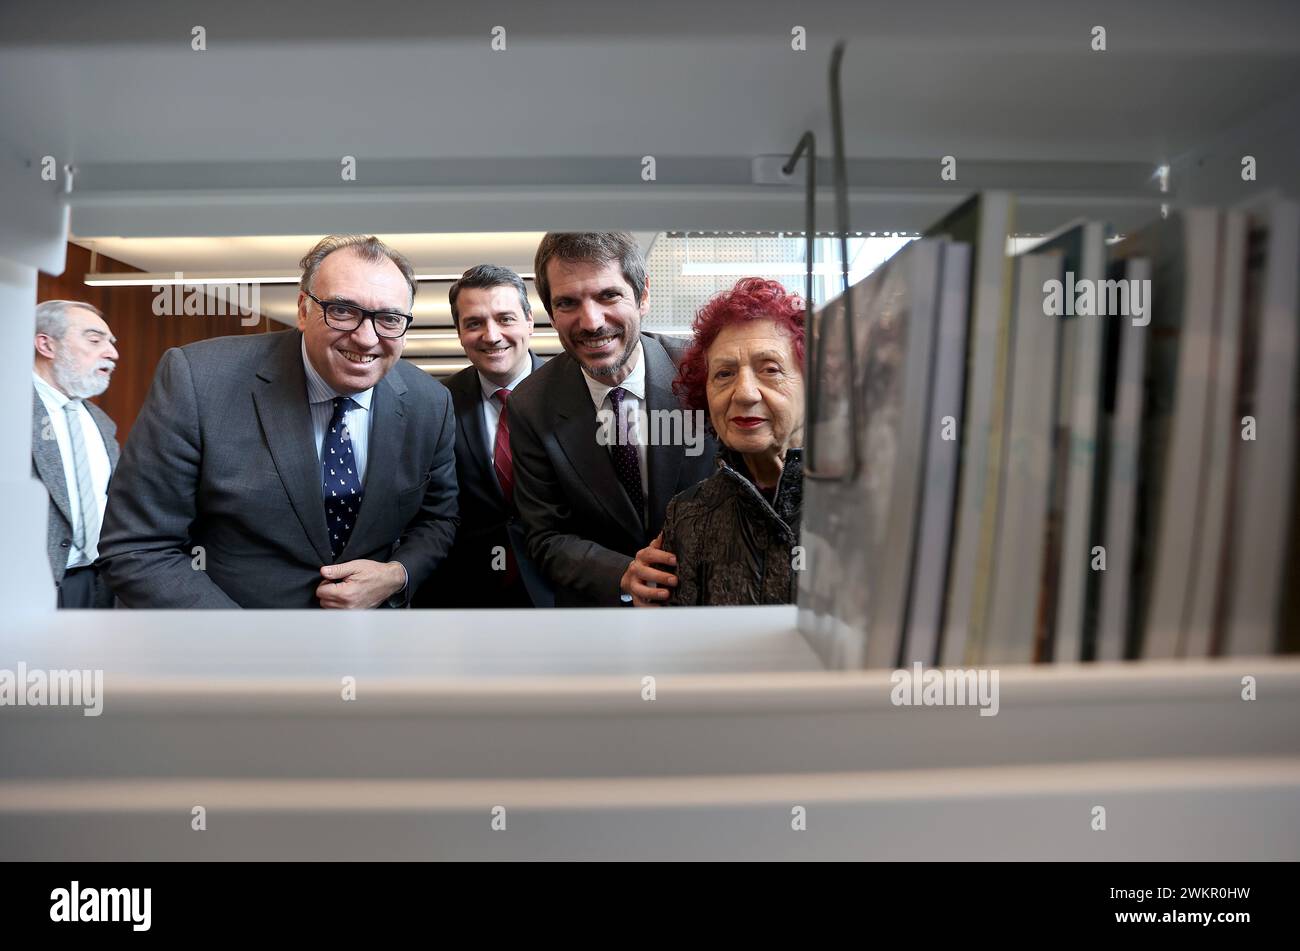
[643,232,810,333]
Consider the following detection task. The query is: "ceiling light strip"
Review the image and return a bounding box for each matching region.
[85,272,536,287]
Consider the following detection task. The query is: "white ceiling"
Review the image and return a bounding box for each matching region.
[4,0,1298,257]
[4,1,1298,166]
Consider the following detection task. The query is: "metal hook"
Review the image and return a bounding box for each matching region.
[784,40,860,482]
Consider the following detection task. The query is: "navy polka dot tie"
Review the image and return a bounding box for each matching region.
[606,386,644,525]
[323,396,363,560]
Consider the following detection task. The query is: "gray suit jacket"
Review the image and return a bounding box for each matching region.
[98,330,459,608]
[508,332,717,606]
[31,388,120,606]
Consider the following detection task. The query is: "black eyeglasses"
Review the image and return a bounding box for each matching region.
[305,293,413,338]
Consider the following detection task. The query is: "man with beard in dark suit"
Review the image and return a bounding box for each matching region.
[508,233,716,607]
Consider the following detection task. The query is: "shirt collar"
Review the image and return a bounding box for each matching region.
[581,338,646,411]
[477,357,534,403]
[33,371,73,408]
[301,334,374,411]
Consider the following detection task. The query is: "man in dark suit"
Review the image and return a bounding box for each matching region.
[509,232,716,607]
[98,235,459,609]
[31,300,121,608]
[415,264,553,608]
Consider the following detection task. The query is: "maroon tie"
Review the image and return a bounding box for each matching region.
[492,389,514,503]
[492,389,519,586]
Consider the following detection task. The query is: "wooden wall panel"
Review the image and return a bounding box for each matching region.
[36,243,276,442]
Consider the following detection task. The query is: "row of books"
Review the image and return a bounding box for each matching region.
[798,193,1299,666]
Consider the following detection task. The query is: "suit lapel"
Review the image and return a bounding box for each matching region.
[343,370,408,558]
[552,356,642,541]
[641,334,687,536]
[451,368,498,500]
[252,333,333,565]
[31,389,74,527]
[461,350,547,507]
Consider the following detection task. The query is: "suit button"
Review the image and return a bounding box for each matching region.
[60,540,70,549]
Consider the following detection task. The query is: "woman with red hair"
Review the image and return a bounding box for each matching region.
[651,277,807,606]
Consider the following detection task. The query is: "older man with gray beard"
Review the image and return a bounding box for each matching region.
[31,300,121,608]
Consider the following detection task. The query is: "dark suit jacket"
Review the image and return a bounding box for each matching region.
[508,332,717,606]
[415,353,554,608]
[98,330,459,608]
[31,388,120,607]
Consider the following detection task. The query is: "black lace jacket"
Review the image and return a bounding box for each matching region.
[660,447,803,606]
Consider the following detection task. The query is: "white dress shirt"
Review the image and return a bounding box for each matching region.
[580,340,649,518]
[33,372,112,568]
[478,361,533,461]
[302,336,374,483]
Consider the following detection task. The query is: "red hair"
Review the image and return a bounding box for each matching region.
[672,277,806,412]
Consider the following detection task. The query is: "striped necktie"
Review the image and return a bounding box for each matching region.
[492,388,514,504]
[63,400,100,564]
[492,388,519,587]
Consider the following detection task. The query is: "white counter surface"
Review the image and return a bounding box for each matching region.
[2,608,1298,859]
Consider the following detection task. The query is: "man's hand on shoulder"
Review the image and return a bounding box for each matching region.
[317,559,407,609]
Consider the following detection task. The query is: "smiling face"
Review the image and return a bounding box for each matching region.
[705,318,805,458]
[545,258,648,384]
[455,284,535,387]
[35,307,119,399]
[297,248,409,394]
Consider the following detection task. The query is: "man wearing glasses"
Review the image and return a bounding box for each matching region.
[98,234,459,608]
